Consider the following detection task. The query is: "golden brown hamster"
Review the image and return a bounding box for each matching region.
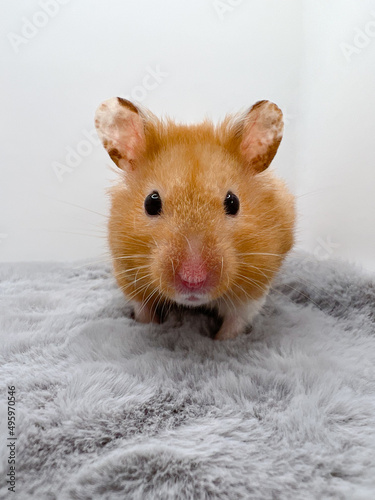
[95,98,295,340]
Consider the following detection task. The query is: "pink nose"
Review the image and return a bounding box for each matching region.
[178,261,207,290]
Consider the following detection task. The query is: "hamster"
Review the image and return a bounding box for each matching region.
[95,97,295,340]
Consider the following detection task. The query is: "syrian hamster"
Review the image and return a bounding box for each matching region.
[95,98,295,340]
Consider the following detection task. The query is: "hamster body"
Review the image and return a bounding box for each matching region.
[95,98,295,340]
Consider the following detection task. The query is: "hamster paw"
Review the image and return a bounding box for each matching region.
[214,317,247,341]
[133,301,160,324]
[214,297,266,340]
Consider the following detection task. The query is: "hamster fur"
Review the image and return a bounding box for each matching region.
[95,98,295,340]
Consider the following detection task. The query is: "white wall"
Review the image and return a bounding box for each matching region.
[296,0,375,272]
[0,0,374,272]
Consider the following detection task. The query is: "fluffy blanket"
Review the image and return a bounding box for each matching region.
[0,252,374,499]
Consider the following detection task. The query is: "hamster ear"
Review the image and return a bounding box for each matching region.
[95,97,146,170]
[239,100,283,173]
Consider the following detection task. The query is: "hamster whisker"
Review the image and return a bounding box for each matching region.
[169,257,176,288]
[130,270,152,290]
[122,273,154,289]
[138,287,160,317]
[133,267,142,286]
[270,283,324,312]
[219,293,236,316]
[238,224,297,236]
[244,262,345,308]
[120,277,155,300]
[238,265,323,310]
[43,229,107,239]
[112,254,152,261]
[239,263,274,286]
[235,273,295,310]
[237,263,342,312]
[159,296,171,320]
[234,269,269,291]
[258,205,279,218]
[232,275,282,309]
[135,275,154,287]
[295,188,328,199]
[72,254,113,270]
[273,273,347,309]
[225,271,231,289]
[181,232,193,253]
[245,265,281,275]
[236,252,285,258]
[116,264,150,275]
[152,288,165,322]
[121,273,154,297]
[162,299,174,322]
[231,282,256,304]
[221,283,238,316]
[235,274,269,295]
[109,231,152,245]
[238,262,282,276]
[260,223,296,232]
[53,198,110,219]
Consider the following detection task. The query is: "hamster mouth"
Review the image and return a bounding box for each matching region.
[174,292,212,307]
[187,295,200,302]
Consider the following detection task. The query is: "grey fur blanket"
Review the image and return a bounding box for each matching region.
[0,252,374,499]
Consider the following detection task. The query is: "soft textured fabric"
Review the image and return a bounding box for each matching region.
[0,252,374,500]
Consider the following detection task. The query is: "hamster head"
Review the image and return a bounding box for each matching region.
[95,98,295,317]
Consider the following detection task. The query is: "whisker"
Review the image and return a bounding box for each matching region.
[236,265,324,311]
[230,282,254,304]
[53,198,109,219]
[122,280,155,303]
[270,282,325,312]
[152,284,165,322]
[39,229,108,239]
[138,287,160,318]
[181,232,192,252]
[234,271,269,293]
[240,261,347,308]
[115,264,150,276]
[222,278,238,316]
[170,257,176,288]
[236,252,285,258]
[112,254,151,261]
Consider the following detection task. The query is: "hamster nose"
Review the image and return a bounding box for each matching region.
[177,261,207,290]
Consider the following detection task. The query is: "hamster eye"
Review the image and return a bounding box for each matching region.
[224,191,240,216]
[144,191,162,216]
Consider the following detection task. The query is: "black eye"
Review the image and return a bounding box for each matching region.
[144,191,162,216]
[224,191,240,216]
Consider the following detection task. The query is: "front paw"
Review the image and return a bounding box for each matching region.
[214,297,266,340]
[133,302,160,324]
[214,324,244,341]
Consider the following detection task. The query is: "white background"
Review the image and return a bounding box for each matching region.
[1,0,374,271]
